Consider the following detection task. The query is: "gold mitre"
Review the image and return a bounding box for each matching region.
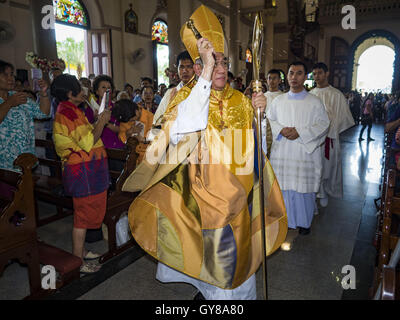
[180,5,225,62]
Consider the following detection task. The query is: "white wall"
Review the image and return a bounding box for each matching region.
[0,0,35,71]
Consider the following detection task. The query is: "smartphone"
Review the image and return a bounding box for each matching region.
[31,68,42,92]
[31,68,42,80]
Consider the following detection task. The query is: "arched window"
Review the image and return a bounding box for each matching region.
[53,0,90,29]
[152,19,168,44]
[152,19,169,87]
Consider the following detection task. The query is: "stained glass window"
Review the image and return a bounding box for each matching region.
[152,20,168,44]
[246,49,252,63]
[53,0,89,28]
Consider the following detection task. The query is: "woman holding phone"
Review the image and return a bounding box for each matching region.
[51,74,111,273]
[0,60,50,172]
[91,75,124,149]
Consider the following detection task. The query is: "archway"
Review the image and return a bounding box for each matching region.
[53,0,90,78]
[355,45,395,93]
[349,30,400,93]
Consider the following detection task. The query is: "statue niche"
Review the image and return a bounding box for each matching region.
[125,4,138,34]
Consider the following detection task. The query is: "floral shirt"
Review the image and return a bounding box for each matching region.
[0,91,49,171]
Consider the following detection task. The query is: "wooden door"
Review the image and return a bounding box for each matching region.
[329,37,350,92]
[87,29,113,77]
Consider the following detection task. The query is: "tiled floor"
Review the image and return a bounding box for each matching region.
[0,123,383,300]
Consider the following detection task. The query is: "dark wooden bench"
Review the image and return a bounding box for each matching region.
[372,168,400,297]
[33,137,140,264]
[0,153,83,299]
[100,137,140,263]
[0,154,42,298]
[381,265,399,300]
[34,139,73,226]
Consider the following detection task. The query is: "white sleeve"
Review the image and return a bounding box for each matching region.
[296,102,330,154]
[170,77,212,145]
[266,100,284,139]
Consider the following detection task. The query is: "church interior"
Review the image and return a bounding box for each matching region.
[0,0,400,301]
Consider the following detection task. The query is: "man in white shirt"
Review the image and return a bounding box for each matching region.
[263,69,284,157]
[267,61,330,235]
[148,51,202,141]
[310,62,355,207]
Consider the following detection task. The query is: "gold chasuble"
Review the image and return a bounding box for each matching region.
[122,82,287,290]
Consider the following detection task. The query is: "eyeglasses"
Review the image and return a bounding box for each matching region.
[214,59,229,69]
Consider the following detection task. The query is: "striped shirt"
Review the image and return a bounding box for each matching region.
[53,101,109,198]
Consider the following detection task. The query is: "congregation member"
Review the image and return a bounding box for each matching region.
[0,60,50,174]
[51,74,111,274]
[122,5,287,300]
[139,85,158,114]
[113,98,153,164]
[267,61,330,235]
[116,91,131,101]
[124,83,134,100]
[359,92,375,141]
[150,50,200,138]
[133,77,154,104]
[91,75,125,149]
[310,62,355,207]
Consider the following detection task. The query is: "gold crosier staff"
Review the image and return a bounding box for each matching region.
[252,12,269,301]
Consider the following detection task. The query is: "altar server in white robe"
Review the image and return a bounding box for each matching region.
[263,69,284,157]
[267,61,330,235]
[310,62,355,207]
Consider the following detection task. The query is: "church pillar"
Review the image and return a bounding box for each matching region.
[168,0,182,70]
[262,7,277,76]
[31,0,58,60]
[229,0,240,76]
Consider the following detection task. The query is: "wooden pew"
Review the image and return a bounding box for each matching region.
[0,154,42,298]
[381,265,399,300]
[372,168,400,297]
[0,153,82,299]
[34,139,73,226]
[100,136,140,263]
[33,137,140,264]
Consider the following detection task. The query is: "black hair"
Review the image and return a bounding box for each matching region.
[50,74,82,102]
[124,83,133,90]
[112,99,139,123]
[228,71,234,79]
[176,51,193,67]
[267,69,282,77]
[312,62,329,73]
[141,85,155,95]
[140,77,153,85]
[0,60,14,74]
[288,61,308,75]
[93,75,115,96]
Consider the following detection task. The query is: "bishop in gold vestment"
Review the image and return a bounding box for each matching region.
[122,5,287,299]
